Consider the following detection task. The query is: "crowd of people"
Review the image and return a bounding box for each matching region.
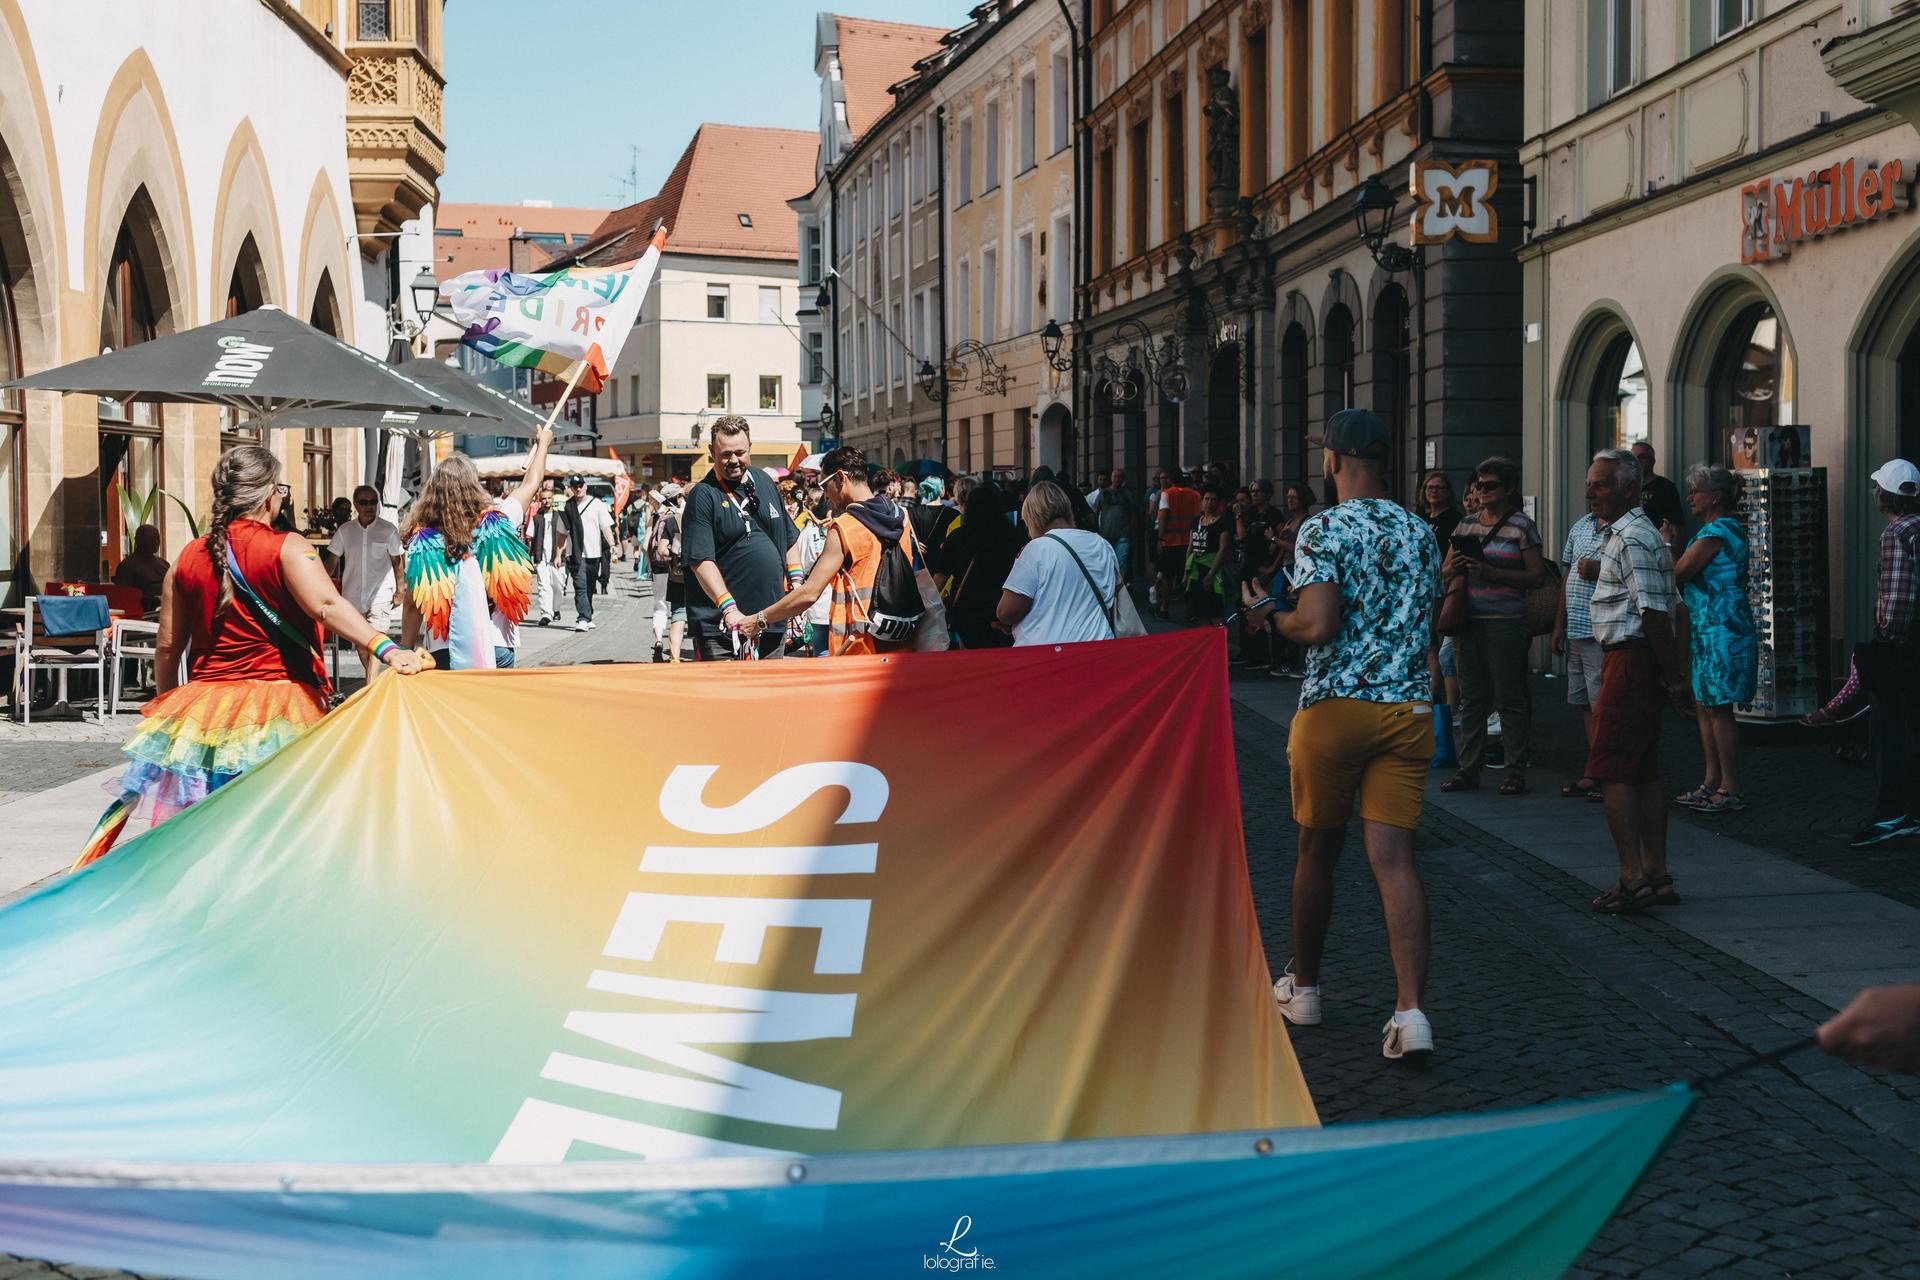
[63,405,1920,1076]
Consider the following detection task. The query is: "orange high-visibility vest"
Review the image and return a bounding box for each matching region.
[1159,485,1201,548]
[827,514,918,657]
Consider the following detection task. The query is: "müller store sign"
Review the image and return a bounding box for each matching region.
[1739,157,1912,264]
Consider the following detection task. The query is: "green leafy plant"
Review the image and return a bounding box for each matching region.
[118,484,203,541]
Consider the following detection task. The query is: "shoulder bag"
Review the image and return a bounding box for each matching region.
[1045,533,1146,639]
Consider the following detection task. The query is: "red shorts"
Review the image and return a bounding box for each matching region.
[1585,646,1665,784]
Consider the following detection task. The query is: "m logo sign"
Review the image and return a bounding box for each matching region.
[1411,160,1500,245]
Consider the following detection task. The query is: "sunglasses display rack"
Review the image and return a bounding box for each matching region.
[1734,467,1829,722]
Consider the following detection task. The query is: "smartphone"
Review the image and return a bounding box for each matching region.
[1448,535,1489,561]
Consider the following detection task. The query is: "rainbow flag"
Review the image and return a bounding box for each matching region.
[441,225,665,393]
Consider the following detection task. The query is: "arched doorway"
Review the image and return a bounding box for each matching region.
[1279,321,1309,486]
[1323,306,1355,417]
[303,271,345,525]
[1553,307,1647,546]
[1206,342,1241,485]
[1371,286,1411,498]
[1589,332,1650,456]
[1843,229,1920,638]
[1037,402,1071,475]
[99,190,177,577]
[1707,302,1795,463]
[222,233,271,451]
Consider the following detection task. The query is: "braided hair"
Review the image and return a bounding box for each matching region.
[204,444,282,617]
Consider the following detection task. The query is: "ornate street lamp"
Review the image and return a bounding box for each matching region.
[917,359,944,402]
[1353,173,1418,274]
[409,265,440,318]
[1040,318,1072,373]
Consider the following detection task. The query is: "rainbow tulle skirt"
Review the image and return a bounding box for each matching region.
[75,679,328,870]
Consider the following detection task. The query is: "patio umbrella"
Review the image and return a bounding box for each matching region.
[899,457,953,480]
[3,306,472,424]
[240,357,591,438]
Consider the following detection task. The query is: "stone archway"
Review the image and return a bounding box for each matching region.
[1843,223,1920,637]
[1550,303,1648,544]
[1038,402,1071,475]
[1668,267,1797,475]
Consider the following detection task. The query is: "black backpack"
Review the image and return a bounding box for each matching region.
[863,527,926,644]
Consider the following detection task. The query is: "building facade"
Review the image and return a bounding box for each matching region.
[937,0,1081,478]
[563,124,815,484]
[1081,0,1524,506]
[0,0,445,590]
[797,14,951,466]
[1519,0,1920,649]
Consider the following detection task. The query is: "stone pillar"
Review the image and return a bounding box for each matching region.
[1247,304,1276,483]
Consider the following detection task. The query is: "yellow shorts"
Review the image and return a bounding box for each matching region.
[1288,698,1434,831]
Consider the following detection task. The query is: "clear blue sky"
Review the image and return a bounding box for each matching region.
[439,1,972,210]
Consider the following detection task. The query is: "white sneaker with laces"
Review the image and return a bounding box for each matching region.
[1272,966,1321,1026]
[1381,1010,1434,1061]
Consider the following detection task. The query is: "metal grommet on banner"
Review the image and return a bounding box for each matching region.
[1253,1137,1274,1156]
[786,1162,808,1183]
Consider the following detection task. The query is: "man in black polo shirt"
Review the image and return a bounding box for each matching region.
[683,415,799,659]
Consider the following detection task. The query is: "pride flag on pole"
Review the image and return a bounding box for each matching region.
[440,225,666,394]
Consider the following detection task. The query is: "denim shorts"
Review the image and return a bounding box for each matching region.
[1437,636,1456,678]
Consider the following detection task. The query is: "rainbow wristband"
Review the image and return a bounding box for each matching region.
[716,594,737,614]
[369,636,398,664]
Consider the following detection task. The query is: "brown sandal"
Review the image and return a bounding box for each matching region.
[1439,772,1480,793]
[1592,878,1654,914]
[1499,771,1528,796]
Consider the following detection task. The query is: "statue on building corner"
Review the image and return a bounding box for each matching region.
[1203,64,1238,217]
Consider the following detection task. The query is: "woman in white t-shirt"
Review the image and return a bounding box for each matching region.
[997,480,1123,646]
[400,425,553,670]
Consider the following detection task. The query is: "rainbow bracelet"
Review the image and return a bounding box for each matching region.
[369,636,398,664]
[716,594,737,614]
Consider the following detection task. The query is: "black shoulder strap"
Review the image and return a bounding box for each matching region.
[1044,532,1116,638]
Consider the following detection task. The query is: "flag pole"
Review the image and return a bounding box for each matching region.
[537,360,589,435]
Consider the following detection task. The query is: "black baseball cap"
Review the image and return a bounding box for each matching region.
[1309,408,1391,461]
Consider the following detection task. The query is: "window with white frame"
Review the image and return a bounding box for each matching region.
[891,301,903,382]
[910,123,925,202]
[867,171,878,231]
[957,117,974,203]
[1049,214,1071,322]
[806,225,823,284]
[984,98,1002,190]
[956,258,971,344]
[759,286,781,324]
[807,332,825,385]
[1714,0,1750,40]
[856,318,868,391]
[1051,51,1070,154]
[706,284,729,320]
[1606,0,1633,99]
[707,374,729,410]
[759,376,781,412]
[1015,231,1034,334]
[923,115,938,195]
[980,245,998,341]
[1019,71,1037,172]
[889,141,903,215]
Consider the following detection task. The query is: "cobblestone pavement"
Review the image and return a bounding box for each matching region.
[8,625,1920,1277]
[1523,672,1920,911]
[1231,675,1920,1276]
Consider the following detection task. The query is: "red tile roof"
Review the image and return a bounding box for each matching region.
[572,124,820,266]
[833,15,951,141]
[433,203,610,278]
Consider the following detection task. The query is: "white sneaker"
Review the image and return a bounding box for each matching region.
[1486,713,1503,737]
[1381,1010,1434,1061]
[586,619,598,630]
[573,621,591,632]
[1272,966,1321,1025]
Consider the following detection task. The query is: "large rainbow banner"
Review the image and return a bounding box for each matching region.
[0,632,1687,1277]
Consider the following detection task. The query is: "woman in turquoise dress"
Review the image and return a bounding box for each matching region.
[1666,463,1757,814]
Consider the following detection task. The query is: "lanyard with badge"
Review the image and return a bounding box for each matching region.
[716,470,758,540]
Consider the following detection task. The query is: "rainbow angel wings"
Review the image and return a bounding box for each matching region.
[404,510,534,641]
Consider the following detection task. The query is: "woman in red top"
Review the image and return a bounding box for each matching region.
[76,445,424,867]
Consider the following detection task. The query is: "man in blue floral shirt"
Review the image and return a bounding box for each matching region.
[1271,409,1443,1063]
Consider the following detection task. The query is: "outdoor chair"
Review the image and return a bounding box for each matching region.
[11,595,110,724]
[108,617,162,716]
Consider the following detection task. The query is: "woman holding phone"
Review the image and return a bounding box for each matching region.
[1441,456,1547,795]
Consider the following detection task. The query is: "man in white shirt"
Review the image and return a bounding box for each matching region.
[560,475,616,630]
[525,478,569,625]
[324,485,403,670]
